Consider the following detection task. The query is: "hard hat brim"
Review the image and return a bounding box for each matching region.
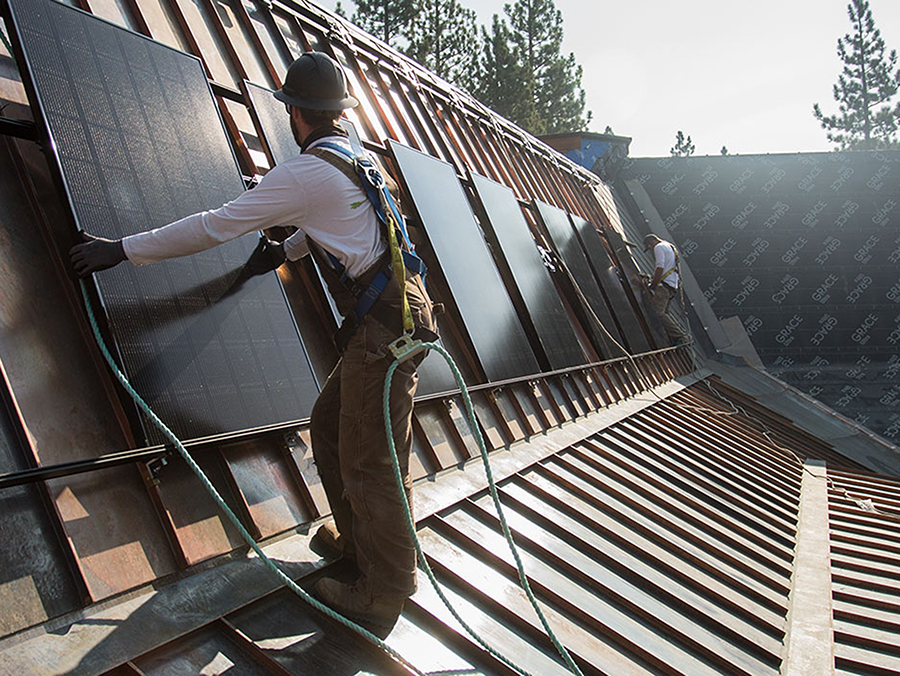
[274,88,359,110]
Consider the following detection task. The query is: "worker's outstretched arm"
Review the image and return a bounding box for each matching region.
[69,163,302,277]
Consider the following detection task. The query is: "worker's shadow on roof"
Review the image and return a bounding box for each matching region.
[57,554,404,674]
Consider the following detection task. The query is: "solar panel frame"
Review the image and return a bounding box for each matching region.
[6,0,320,444]
[570,214,652,353]
[534,200,624,355]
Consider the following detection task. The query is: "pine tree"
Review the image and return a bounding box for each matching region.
[349,0,419,48]
[540,51,590,133]
[813,0,900,150]
[503,0,589,134]
[405,0,478,84]
[474,15,541,130]
[670,131,694,157]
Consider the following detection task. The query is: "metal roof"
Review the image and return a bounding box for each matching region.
[4,372,898,674]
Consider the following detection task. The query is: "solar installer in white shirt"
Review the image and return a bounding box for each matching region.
[644,233,690,346]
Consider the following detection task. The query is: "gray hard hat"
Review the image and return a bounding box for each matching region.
[274,52,359,110]
[643,233,660,251]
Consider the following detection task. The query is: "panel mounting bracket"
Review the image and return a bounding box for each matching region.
[146,451,175,484]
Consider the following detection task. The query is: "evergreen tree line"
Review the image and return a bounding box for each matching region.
[335,0,591,135]
[671,0,900,156]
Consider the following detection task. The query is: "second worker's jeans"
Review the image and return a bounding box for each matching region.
[651,284,689,344]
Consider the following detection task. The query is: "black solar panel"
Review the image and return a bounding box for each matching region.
[571,215,651,353]
[8,0,319,443]
[471,174,585,370]
[535,201,624,355]
[244,81,457,395]
[390,142,540,382]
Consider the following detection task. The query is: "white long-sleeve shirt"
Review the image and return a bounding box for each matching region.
[652,241,680,288]
[122,136,386,279]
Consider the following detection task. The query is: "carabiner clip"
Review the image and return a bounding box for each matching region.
[385,334,428,363]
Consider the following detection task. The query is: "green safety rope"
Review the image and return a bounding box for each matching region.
[384,338,584,676]
[80,279,582,676]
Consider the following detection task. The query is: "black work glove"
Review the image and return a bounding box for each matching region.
[245,236,286,275]
[70,232,127,278]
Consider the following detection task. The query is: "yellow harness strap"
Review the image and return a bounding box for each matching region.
[381,195,415,335]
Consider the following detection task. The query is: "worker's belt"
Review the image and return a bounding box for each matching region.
[659,266,677,283]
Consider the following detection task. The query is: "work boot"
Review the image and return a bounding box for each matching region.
[313,576,406,639]
[310,523,360,581]
[310,522,352,560]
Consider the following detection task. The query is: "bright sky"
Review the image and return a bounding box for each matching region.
[325,0,900,158]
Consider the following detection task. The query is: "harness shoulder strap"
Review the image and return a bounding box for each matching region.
[307,144,425,278]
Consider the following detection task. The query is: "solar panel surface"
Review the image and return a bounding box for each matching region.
[535,200,623,355]
[9,0,319,443]
[570,215,650,353]
[471,173,585,370]
[391,142,540,382]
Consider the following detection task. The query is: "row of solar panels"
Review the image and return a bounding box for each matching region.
[6,0,657,446]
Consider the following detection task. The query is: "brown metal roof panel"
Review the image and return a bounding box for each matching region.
[605,421,799,537]
[133,622,275,675]
[834,638,900,674]
[225,588,424,675]
[504,473,787,634]
[538,451,791,601]
[559,443,794,582]
[517,464,790,616]
[467,488,786,660]
[642,404,804,496]
[417,499,780,675]
[408,543,598,676]
[829,467,900,675]
[634,408,802,508]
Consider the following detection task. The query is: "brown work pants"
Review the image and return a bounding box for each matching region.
[651,284,689,343]
[310,317,426,601]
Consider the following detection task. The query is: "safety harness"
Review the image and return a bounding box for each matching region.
[658,241,680,288]
[305,141,427,351]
